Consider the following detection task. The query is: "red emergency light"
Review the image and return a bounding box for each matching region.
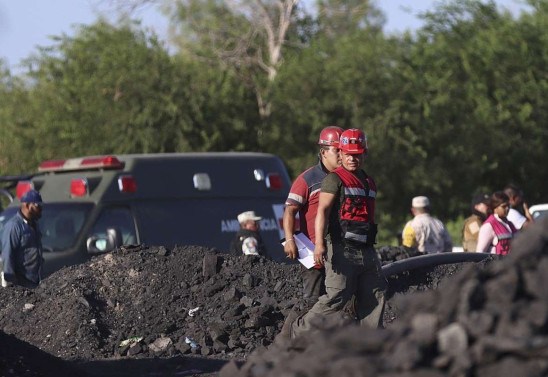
[38,159,66,172]
[118,175,137,193]
[16,181,33,199]
[266,173,282,191]
[81,156,124,169]
[38,155,124,172]
[70,178,88,197]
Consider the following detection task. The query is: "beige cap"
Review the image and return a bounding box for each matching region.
[412,196,430,208]
[237,211,262,224]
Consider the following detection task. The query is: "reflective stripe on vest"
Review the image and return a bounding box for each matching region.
[344,187,366,197]
[344,186,377,199]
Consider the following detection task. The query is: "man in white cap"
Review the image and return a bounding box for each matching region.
[401,196,453,254]
[229,211,266,256]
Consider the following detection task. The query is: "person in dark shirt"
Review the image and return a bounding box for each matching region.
[229,211,266,256]
[283,126,344,305]
[1,189,44,289]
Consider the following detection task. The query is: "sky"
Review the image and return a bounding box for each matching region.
[0,0,531,75]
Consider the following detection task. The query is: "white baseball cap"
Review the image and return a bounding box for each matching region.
[412,196,430,208]
[237,211,262,224]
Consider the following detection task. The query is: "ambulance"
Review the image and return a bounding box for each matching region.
[0,153,291,277]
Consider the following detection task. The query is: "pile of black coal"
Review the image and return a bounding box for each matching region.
[0,332,87,377]
[2,228,522,376]
[220,216,548,377]
[0,245,307,361]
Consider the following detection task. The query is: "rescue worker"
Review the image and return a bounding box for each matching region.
[283,125,343,306]
[290,129,386,339]
[402,196,453,254]
[1,189,44,289]
[476,191,517,255]
[462,193,490,252]
[229,211,266,256]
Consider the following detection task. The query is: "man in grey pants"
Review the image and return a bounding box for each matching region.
[283,126,344,307]
[291,129,386,338]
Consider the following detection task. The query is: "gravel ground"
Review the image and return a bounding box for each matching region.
[2,217,546,376]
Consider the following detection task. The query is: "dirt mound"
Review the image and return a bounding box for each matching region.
[221,216,548,377]
[0,332,86,377]
[0,237,508,376]
[0,245,308,361]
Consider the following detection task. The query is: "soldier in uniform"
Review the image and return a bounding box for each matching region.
[462,193,490,252]
[229,211,266,256]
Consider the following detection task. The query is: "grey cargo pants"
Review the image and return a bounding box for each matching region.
[302,265,326,308]
[291,241,387,339]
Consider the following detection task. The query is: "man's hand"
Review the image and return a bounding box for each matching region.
[313,244,326,267]
[523,202,534,223]
[284,239,298,260]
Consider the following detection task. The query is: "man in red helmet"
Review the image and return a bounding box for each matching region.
[290,128,386,338]
[283,126,343,307]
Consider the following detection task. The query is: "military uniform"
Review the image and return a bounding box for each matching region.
[229,228,266,256]
[462,213,484,252]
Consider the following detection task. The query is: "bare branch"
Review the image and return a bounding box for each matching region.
[104,0,302,119]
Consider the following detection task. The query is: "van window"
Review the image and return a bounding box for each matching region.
[1,205,93,253]
[35,203,92,252]
[90,207,137,245]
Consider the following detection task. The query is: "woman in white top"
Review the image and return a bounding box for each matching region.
[476,191,517,255]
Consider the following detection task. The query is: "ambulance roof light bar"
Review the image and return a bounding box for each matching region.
[38,155,124,172]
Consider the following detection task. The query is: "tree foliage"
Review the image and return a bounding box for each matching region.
[166,0,305,121]
[1,0,548,244]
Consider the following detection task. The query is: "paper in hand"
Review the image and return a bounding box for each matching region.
[281,232,315,269]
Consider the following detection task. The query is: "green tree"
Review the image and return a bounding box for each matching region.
[24,21,191,159]
[374,0,548,241]
[271,0,548,243]
[315,0,384,37]
[406,0,548,211]
[0,61,35,174]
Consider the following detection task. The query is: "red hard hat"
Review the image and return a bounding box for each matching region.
[318,126,344,147]
[339,128,367,155]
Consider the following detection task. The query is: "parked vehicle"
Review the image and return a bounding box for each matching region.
[0,174,32,211]
[0,153,291,277]
[529,204,548,220]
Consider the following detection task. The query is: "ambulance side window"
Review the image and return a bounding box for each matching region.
[90,207,137,245]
